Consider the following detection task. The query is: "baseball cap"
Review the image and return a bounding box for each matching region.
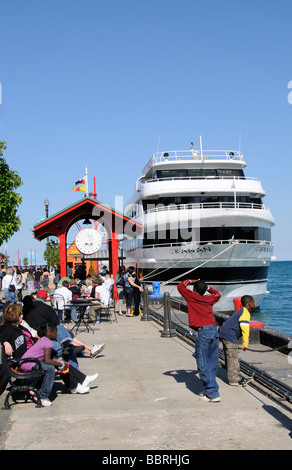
[36,290,47,300]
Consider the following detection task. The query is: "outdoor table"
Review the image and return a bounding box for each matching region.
[67,298,95,334]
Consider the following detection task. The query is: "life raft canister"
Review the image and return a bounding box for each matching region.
[250,320,264,328]
[233,297,242,311]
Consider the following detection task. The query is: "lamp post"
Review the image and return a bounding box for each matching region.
[44,198,50,251]
[44,198,49,218]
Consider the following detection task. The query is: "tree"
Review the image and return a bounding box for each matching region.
[43,240,60,267]
[23,257,29,266]
[0,142,23,246]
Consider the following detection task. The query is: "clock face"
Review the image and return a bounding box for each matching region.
[75,228,102,255]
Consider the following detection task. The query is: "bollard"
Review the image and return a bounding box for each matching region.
[141,285,150,321]
[160,292,176,337]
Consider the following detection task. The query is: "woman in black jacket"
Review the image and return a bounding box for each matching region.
[0,303,36,359]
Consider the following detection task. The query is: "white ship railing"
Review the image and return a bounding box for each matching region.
[142,149,244,174]
[143,201,269,214]
[137,175,260,191]
[122,238,273,251]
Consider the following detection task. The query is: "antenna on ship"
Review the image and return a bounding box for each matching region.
[156,134,161,154]
[239,133,242,153]
[200,135,203,160]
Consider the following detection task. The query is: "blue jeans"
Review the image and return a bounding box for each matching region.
[67,306,77,322]
[194,325,220,399]
[27,280,34,293]
[38,362,56,399]
[51,325,79,369]
[4,288,16,303]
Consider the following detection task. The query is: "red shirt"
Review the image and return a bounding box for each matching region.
[177,280,221,328]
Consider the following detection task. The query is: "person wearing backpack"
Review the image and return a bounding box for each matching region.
[15,270,23,302]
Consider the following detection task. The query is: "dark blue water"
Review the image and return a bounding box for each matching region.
[252,261,292,336]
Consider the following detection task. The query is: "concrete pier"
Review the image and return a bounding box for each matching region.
[1,313,292,451]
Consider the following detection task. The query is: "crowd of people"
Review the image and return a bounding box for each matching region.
[0,263,145,407]
[1,264,254,407]
[0,264,144,321]
[0,284,107,406]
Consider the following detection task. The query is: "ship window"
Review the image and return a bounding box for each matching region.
[200,227,271,243]
[217,169,245,178]
[156,169,188,178]
[188,169,203,177]
[155,169,245,179]
[202,169,217,177]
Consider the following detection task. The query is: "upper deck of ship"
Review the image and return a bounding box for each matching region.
[142,149,246,177]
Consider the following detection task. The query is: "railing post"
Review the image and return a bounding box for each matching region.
[161,292,176,338]
[141,285,150,321]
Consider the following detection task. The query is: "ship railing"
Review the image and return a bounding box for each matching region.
[142,149,244,174]
[143,176,259,183]
[141,239,274,249]
[143,201,269,214]
[137,175,260,191]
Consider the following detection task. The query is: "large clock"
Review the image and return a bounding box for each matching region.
[75,228,102,255]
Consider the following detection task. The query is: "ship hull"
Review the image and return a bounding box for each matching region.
[124,241,273,312]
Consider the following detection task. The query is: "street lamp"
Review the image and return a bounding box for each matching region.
[44,198,50,251]
[44,198,49,218]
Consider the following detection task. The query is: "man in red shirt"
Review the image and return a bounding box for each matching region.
[178,279,221,402]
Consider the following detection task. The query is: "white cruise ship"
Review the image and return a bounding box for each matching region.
[122,143,275,312]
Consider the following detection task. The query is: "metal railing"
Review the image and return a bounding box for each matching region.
[143,201,268,214]
[142,149,244,174]
[136,175,261,192]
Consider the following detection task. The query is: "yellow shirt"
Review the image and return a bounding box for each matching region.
[238,307,251,349]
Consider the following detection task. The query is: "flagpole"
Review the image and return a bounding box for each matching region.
[85,165,89,197]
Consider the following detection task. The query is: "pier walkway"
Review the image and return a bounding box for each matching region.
[1,313,292,450]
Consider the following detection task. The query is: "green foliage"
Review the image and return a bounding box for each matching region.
[43,239,60,267]
[23,257,29,266]
[0,141,23,246]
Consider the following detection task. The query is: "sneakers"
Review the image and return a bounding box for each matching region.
[90,343,105,358]
[41,398,52,407]
[29,391,52,407]
[82,373,99,387]
[71,374,98,393]
[229,378,253,387]
[199,394,221,403]
[71,383,90,394]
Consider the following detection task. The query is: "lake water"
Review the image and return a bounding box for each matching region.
[252,261,292,336]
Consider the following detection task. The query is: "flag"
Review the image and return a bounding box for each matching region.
[75,177,85,185]
[72,175,86,192]
[72,184,86,192]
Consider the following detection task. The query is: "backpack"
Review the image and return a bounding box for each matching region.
[115,273,124,287]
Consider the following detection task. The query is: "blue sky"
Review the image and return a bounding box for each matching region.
[0,0,291,264]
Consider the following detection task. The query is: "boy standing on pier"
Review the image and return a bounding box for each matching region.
[178,279,221,402]
[219,295,255,386]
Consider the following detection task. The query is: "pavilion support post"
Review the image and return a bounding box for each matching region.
[58,233,67,279]
[108,235,119,279]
